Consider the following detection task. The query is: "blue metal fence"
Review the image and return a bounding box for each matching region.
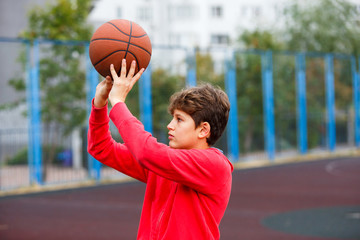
[1,37,360,190]
[352,56,360,147]
[295,53,308,154]
[225,57,239,162]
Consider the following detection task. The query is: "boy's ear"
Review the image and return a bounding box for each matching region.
[198,122,211,139]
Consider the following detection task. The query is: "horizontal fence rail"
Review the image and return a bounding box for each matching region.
[0,37,359,191]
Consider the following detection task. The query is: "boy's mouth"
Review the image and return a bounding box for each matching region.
[168,133,174,140]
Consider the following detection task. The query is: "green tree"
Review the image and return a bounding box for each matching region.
[195,51,228,150]
[151,69,185,143]
[236,30,285,153]
[9,0,93,173]
[196,51,224,88]
[283,0,360,55]
[150,52,225,146]
[283,0,360,147]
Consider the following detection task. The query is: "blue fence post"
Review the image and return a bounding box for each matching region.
[352,56,360,147]
[85,44,101,181]
[30,39,43,185]
[225,56,239,162]
[261,50,275,161]
[295,53,308,154]
[186,48,197,87]
[25,40,35,184]
[325,54,336,151]
[139,65,153,134]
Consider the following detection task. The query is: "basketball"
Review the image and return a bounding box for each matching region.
[89,19,152,78]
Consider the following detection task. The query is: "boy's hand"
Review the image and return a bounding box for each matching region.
[94,76,113,108]
[108,59,145,106]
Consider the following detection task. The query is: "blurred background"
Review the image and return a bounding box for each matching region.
[1,0,360,192]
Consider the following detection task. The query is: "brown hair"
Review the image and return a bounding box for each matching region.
[168,83,230,146]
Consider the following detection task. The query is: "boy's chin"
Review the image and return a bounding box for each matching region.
[169,141,180,149]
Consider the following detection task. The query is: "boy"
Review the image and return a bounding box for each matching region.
[88,59,233,239]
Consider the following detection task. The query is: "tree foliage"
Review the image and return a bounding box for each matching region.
[283,0,360,55]
[20,0,93,134]
[7,0,359,160]
[151,69,185,143]
[235,0,360,152]
[22,0,93,41]
[283,0,359,146]
[8,0,93,169]
[236,30,284,152]
[196,51,224,88]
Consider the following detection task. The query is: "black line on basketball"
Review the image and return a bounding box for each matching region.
[94,49,140,73]
[116,51,140,73]
[127,50,140,72]
[106,21,148,38]
[91,38,152,56]
[124,22,132,59]
[94,49,127,66]
[106,21,130,37]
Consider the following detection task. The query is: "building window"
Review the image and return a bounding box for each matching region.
[117,7,122,18]
[137,7,152,21]
[273,4,282,18]
[169,5,195,20]
[169,33,181,46]
[211,34,229,45]
[253,6,261,17]
[241,6,248,16]
[241,5,262,17]
[211,6,223,18]
[178,5,194,19]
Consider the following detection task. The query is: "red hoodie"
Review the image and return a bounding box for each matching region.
[88,101,233,240]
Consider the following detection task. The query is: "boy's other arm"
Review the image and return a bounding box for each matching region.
[88,76,148,183]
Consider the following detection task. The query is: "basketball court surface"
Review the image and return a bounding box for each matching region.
[1,156,359,239]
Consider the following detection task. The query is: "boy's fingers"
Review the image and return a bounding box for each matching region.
[135,68,145,79]
[110,64,118,80]
[120,59,127,78]
[98,78,107,86]
[105,76,112,83]
[105,76,113,88]
[127,60,136,78]
[131,68,145,85]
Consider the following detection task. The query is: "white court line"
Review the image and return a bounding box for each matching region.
[325,158,360,180]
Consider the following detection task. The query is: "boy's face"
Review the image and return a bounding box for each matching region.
[167,109,201,149]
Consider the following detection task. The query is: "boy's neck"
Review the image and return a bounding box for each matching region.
[192,141,210,150]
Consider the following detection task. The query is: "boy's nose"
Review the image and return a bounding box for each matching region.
[167,120,174,130]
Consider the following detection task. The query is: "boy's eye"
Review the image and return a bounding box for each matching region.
[177,118,182,122]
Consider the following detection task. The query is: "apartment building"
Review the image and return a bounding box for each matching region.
[88,0,287,49]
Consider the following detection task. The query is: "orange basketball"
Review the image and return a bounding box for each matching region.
[89,19,152,78]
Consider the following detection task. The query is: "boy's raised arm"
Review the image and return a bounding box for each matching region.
[107,60,232,193]
[87,75,148,183]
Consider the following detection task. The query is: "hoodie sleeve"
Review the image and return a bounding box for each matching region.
[109,102,233,194]
[87,99,148,183]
